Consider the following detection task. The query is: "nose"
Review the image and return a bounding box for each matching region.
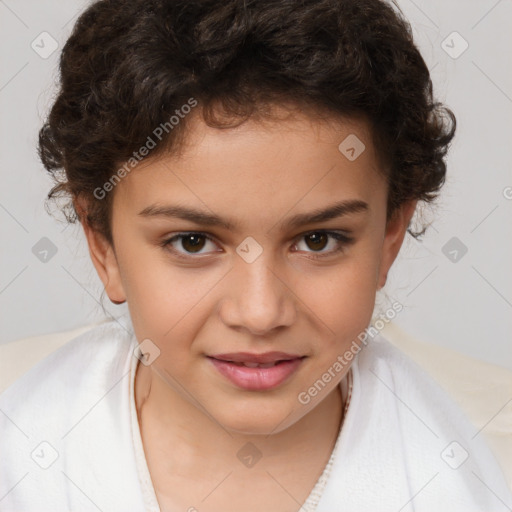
[218,255,297,336]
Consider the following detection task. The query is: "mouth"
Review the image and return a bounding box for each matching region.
[208,351,304,364]
[206,352,306,391]
[215,359,291,368]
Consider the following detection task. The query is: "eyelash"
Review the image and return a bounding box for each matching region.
[159,230,354,261]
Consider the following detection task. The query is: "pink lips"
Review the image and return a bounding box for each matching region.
[207,351,305,391]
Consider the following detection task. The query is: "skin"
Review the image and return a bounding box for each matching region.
[80,105,417,511]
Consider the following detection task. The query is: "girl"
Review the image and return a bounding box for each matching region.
[1,0,510,511]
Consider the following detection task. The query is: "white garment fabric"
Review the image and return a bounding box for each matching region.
[0,318,510,512]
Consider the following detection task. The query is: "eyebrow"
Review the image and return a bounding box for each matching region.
[138,199,369,231]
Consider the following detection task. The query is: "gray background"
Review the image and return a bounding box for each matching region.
[1,0,511,370]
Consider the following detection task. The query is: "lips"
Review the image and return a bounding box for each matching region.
[209,351,302,364]
[225,360,282,368]
[207,352,306,391]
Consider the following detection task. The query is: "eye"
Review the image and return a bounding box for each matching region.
[160,230,354,261]
[160,232,220,258]
[292,230,354,259]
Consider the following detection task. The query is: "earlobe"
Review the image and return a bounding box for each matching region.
[377,199,418,290]
[76,200,127,305]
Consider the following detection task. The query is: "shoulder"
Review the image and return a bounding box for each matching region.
[0,319,143,511]
[344,333,512,511]
[0,319,135,416]
[356,332,497,458]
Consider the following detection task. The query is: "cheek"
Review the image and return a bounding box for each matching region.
[119,248,225,340]
[292,253,379,337]
[277,258,379,405]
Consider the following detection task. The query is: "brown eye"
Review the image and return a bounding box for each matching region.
[293,230,354,259]
[304,232,328,251]
[181,234,206,253]
[161,232,220,257]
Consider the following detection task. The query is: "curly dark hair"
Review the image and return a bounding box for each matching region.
[38,0,455,246]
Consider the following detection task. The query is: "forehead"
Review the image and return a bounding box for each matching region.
[112,108,387,226]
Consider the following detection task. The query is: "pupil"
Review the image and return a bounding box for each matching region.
[306,233,327,251]
[183,234,205,253]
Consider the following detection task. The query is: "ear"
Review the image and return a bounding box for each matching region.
[376,199,418,290]
[75,198,127,305]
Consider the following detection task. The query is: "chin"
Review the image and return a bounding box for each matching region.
[213,404,301,437]
[225,419,286,436]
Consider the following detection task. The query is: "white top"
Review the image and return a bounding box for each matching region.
[0,318,511,512]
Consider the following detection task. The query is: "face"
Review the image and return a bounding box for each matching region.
[83,106,416,435]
